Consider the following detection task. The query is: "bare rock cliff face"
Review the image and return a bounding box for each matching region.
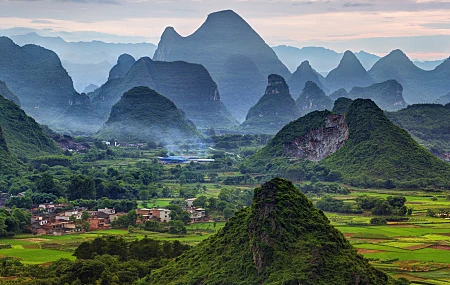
[284,114,349,161]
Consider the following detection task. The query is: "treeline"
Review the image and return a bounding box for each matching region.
[0,236,190,285]
[316,195,412,216]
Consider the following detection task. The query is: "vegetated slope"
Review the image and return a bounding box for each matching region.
[246,110,331,170]
[96,86,204,143]
[52,93,104,135]
[247,98,450,186]
[0,36,76,124]
[0,125,20,175]
[296,81,334,116]
[0,95,61,160]
[324,99,450,182]
[369,50,450,104]
[90,57,237,130]
[325,50,374,93]
[145,177,399,285]
[386,103,450,155]
[153,9,291,121]
[348,80,407,111]
[288,60,327,97]
[0,80,20,106]
[239,74,300,134]
[332,97,354,115]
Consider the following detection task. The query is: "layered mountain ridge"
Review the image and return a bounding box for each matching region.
[153,9,291,121]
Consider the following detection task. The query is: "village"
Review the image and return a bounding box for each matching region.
[30,197,208,235]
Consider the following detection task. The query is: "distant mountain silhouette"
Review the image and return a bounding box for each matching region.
[296,81,334,116]
[288,61,327,97]
[348,80,407,111]
[9,32,156,92]
[328,88,349,101]
[239,74,300,134]
[96,87,203,143]
[0,36,76,124]
[325,50,374,93]
[369,50,450,104]
[91,56,237,130]
[153,10,291,121]
[108,54,135,80]
[273,45,380,73]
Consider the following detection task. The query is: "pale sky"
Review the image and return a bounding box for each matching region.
[1,0,450,60]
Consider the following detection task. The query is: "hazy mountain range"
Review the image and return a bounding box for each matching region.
[273,45,446,74]
[7,32,156,92]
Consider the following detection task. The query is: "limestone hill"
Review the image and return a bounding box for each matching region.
[96,86,204,143]
[326,50,373,93]
[348,80,407,111]
[239,74,300,134]
[146,177,401,285]
[386,103,450,156]
[153,10,290,121]
[247,99,450,184]
[0,95,61,160]
[288,60,327,97]
[91,57,237,130]
[296,81,334,116]
[0,36,76,124]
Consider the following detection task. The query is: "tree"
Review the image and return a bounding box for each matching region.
[67,175,96,200]
[81,211,90,222]
[223,207,235,220]
[168,220,186,235]
[83,222,90,232]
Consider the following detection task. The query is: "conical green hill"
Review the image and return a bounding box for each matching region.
[96,86,204,143]
[145,178,400,285]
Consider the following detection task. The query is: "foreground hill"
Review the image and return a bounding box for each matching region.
[90,57,237,130]
[325,50,374,93]
[96,87,203,143]
[386,104,450,156]
[239,74,300,134]
[0,36,76,124]
[0,95,61,160]
[348,80,407,111]
[296,81,334,115]
[153,9,290,121]
[247,99,450,185]
[145,177,400,285]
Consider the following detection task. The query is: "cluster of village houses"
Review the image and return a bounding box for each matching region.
[30,198,207,235]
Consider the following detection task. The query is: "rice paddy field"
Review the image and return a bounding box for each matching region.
[1,187,450,284]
